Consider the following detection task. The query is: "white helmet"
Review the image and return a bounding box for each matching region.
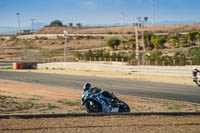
[83,83,91,91]
[193,67,197,70]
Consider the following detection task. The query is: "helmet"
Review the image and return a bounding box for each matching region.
[193,67,198,70]
[83,83,91,91]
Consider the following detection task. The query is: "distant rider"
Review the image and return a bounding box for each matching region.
[193,67,200,81]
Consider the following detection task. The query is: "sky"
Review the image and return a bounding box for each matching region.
[0,0,200,27]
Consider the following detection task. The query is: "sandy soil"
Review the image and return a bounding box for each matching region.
[0,79,200,115]
[1,80,200,132]
[0,115,200,133]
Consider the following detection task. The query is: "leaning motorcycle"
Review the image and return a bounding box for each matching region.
[81,88,130,113]
[194,73,200,87]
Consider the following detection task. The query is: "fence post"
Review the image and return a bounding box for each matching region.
[173,60,176,66]
[137,60,140,66]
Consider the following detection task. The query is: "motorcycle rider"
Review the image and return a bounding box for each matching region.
[193,67,200,81]
[82,83,115,100]
[82,83,101,93]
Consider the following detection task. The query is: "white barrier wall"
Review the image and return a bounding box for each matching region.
[38,62,194,76]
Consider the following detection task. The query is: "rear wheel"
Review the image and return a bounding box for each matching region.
[85,100,102,113]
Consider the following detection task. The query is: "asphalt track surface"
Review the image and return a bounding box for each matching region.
[0,70,200,104]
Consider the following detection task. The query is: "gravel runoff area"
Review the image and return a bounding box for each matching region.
[1,80,200,132]
[1,80,200,114]
[1,115,200,133]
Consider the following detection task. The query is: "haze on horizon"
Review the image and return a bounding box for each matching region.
[0,0,200,28]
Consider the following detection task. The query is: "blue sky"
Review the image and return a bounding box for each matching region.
[0,0,200,27]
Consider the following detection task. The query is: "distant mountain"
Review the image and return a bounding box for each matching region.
[0,22,47,34]
[1,20,200,34]
[84,20,200,27]
[0,27,18,33]
[157,20,199,25]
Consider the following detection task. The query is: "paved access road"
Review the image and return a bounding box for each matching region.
[0,70,200,104]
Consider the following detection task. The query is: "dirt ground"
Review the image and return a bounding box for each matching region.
[1,79,200,132]
[0,79,200,115]
[1,115,200,133]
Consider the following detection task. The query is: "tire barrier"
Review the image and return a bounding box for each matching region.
[13,62,37,70]
[22,62,37,69]
[1,112,200,119]
[13,63,23,70]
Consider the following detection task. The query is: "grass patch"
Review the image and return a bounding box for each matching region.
[34,104,46,109]
[16,101,34,111]
[73,107,86,113]
[0,95,12,100]
[0,66,13,69]
[167,104,181,111]
[28,98,39,101]
[47,104,58,110]
[162,102,181,111]
[58,100,80,106]
[32,95,44,99]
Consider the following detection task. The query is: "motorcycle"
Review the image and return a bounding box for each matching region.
[194,73,200,87]
[81,87,130,113]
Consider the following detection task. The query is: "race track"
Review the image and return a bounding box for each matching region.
[0,70,200,104]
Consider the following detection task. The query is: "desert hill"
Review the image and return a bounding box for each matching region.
[36,23,200,34]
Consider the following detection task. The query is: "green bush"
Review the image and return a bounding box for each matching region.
[107,38,121,50]
[49,20,63,27]
[173,52,186,66]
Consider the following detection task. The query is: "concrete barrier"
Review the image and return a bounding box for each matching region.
[37,62,195,76]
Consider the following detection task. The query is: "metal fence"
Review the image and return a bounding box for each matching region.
[37,56,200,66]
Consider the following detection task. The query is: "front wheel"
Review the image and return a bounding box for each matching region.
[195,79,200,87]
[118,101,130,112]
[85,100,102,113]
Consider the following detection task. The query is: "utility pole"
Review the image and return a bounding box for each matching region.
[63,30,68,62]
[136,17,148,64]
[30,19,36,33]
[16,13,21,35]
[135,26,139,60]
